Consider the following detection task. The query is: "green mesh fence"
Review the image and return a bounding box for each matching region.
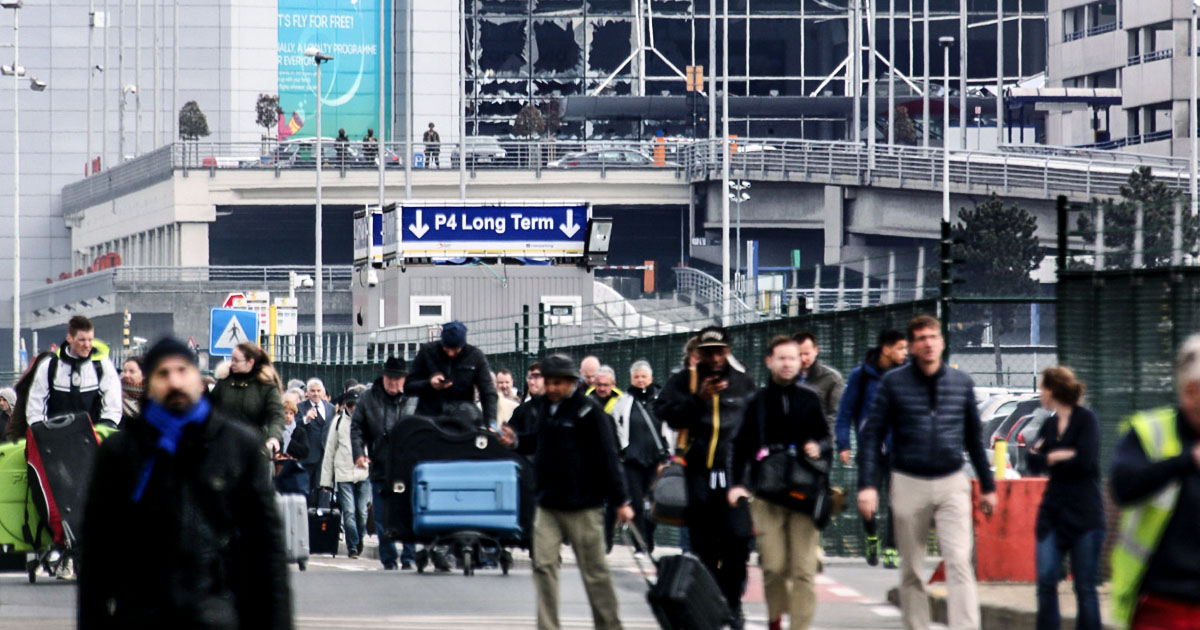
[1057,267,1200,468]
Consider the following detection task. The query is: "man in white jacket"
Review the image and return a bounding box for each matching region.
[320,389,371,559]
[27,315,122,427]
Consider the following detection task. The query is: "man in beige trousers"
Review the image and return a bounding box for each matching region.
[856,315,998,630]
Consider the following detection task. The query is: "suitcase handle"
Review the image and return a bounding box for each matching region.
[417,483,428,510]
[45,412,88,430]
[621,525,657,588]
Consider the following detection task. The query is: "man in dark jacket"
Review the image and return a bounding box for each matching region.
[297,378,335,495]
[405,321,498,428]
[79,337,291,628]
[654,325,757,629]
[610,360,666,554]
[350,356,412,570]
[499,354,630,630]
[728,335,830,630]
[858,315,997,630]
[834,328,908,568]
[1108,335,1200,628]
[793,331,844,435]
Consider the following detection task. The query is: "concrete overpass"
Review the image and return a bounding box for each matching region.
[58,138,1180,272]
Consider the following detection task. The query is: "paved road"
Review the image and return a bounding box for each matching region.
[0,551,944,629]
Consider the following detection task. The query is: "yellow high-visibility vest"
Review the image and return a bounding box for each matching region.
[1111,407,1183,629]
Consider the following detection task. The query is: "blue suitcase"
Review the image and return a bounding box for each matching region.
[412,460,521,538]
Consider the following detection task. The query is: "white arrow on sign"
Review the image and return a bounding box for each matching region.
[559,209,581,238]
[408,209,429,238]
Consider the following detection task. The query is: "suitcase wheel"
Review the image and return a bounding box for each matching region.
[500,550,511,576]
[461,552,473,577]
[298,560,307,571]
[416,549,428,573]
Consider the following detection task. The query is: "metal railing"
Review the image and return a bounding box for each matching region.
[1143,48,1174,63]
[1087,21,1118,36]
[63,136,1195,215]
[25,265,353,303]
[674,267,760,325]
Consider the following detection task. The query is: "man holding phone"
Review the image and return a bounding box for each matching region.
[857,315,997,630]
[654,326,757,629]
[406,321,498,428]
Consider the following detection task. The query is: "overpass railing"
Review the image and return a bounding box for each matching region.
[63,137,1192,214]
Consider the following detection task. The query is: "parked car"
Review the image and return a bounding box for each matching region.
[982,396,1041,442]
[270,138,368,169]
[1012,408,1054,476]
[979,394,1026,427]
[449,137,508,167]
[548,148,677,169]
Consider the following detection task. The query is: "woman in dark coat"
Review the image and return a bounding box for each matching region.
[273,397,310,495]
[209,343,285,453]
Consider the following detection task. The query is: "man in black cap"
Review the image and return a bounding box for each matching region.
[350,356,412,569]
[406,320,498,428]
[498,353,631,630]
[654,325,757,629]
[79,337,291,627]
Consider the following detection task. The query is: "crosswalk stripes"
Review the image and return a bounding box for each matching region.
[296,616,663,629]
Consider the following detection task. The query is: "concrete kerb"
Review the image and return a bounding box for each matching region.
[885,583,1121,630]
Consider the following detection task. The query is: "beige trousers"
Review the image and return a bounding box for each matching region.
[532,506,623,630]
[751,498,821,629]
[890,471,980,630]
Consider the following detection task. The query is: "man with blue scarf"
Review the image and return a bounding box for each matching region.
[79,337,292,629]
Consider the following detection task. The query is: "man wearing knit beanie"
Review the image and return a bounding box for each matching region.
[79,337,291,627]
[406,320,499,428]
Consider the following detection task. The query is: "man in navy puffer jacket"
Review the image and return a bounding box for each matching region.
[857,315,997,630]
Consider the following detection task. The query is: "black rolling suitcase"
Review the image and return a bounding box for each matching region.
[308,489,341,556]
[626,526,731,630]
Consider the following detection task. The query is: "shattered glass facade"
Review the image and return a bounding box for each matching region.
[463,0,1048,140]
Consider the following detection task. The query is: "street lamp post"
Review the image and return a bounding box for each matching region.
[728,180,750,293]
[306,46,333,362]
[940,36,953,224]
[1192,0,1199,222]
[3,0,46,372]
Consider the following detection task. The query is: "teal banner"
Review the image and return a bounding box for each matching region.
[277,0,391,141]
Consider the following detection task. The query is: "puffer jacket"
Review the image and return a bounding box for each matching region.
[79,405,292,629]
[321,410,369,486]
[654,361,756,473]
[835,348,904,453]
[858,363,995,493]
[209,366,285,442]
[350,378,407,482]
[405,342,497,427]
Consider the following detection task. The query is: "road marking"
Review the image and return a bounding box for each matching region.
[829,586,864,598]
[303,561,368,572]
[297,616,661,629]
[872,606,902,617]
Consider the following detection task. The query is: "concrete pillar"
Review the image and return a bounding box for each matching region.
[823,185,845,264]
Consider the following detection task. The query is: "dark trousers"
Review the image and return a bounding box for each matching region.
[863,457,896,548]
[1036,528,1104,630]
[687,476,753,613]
[370,480,415,567]
[604,461,658,553]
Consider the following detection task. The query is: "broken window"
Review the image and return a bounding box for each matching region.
[534,78,584,96]
[534,0,584,14]
[479,19,529,76]
[533,19,584,75]
[650,0,693,15]
[588,19,633,75]
[477,0,528,16]
[587,0,633,15]
[479,80,530,97]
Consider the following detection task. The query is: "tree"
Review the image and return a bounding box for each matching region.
[890,107,917,145]
[538,100,563,138]
[951,193,1044,385]
[1076,166,1198,268]
[255,93,282,139]
[179,101,211,140]
[511,103,545,138]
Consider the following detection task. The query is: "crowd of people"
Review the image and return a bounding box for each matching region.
[0,312,1189,629]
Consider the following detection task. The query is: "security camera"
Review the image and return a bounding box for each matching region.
[300,275,314,288]
[30,78,46,92]
[93,64,104,72]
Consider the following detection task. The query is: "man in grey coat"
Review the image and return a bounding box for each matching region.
[793,331,845,434]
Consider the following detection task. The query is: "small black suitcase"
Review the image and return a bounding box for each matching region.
[308,508,341,556]
[626,527,731,630]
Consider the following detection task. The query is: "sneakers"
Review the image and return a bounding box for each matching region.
[348,551,360,559]
[883,547,899,569]
[383,563,398,571]
[55,559,76,580]
[865,535,880,566]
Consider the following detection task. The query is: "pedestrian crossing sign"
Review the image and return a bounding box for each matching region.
[210,308,260,357]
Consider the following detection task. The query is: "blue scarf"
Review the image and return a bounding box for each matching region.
[131,398,211,503]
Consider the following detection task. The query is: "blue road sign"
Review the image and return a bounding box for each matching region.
[397,203,589,257]
[210,308,260,356]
